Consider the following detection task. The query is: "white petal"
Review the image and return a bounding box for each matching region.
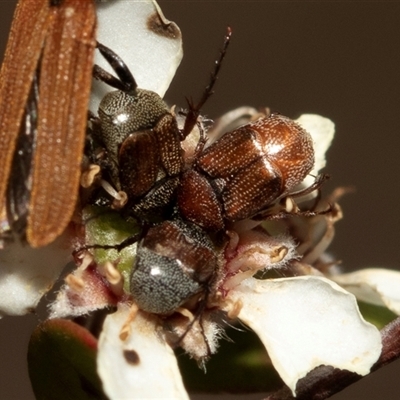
[0,236,70,317]
[296,114,335,176]
[98,305,189,400]
[206,106,260,144]
[223,276,381,396]
[91,0,183,111]
[331,268,400,315]
[295,114,334,195]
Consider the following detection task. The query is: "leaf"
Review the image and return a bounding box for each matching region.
[28,319,106,400]
[178,326,283,393]
[357,301,397,329]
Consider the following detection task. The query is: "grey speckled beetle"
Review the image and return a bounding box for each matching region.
[130,219,218,314]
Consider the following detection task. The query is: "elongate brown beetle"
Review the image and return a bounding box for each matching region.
[0,0,96,247]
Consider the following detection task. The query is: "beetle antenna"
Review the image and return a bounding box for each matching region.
[182,26,232,139]
[93,42,138,94]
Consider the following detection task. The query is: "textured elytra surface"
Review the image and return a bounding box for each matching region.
[222,158,282,220]
[185,114,315,223]
[130,220,218,314]
[0,0,97,247]
[177,170,224,231]
[198,114,314,189]
[130,246,202,314]
[119,130,159,199]
[250,116,315,189]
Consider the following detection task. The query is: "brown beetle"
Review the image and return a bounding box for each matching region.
[177,113,316,231]
[0,0,96,247]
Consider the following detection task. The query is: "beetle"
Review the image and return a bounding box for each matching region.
[177,112,317,231]
[88,42,183,220]
[0,0,96,247]
[87,29,233,222]
[130,218,219,315]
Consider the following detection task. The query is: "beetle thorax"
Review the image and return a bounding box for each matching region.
[98,89,170,159]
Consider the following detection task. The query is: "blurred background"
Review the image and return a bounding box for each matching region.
[1,1,400,399]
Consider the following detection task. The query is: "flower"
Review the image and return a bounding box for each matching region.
[0,228,70,317]
[49,2,397,398]
[2,1,400,399]
[78,104,383,398]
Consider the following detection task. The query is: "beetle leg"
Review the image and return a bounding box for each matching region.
[171,286,213,360]
[249,174,330,222]
[192,119,208,160]
[94,42,137,93]
[287,173,330,200]
[181,27,232,139]
[254,200,334,222]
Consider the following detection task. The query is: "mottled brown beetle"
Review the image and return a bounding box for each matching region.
[90,42,184,220]
[178,113,317,231]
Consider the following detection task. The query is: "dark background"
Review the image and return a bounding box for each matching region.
[1,1,400,399]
